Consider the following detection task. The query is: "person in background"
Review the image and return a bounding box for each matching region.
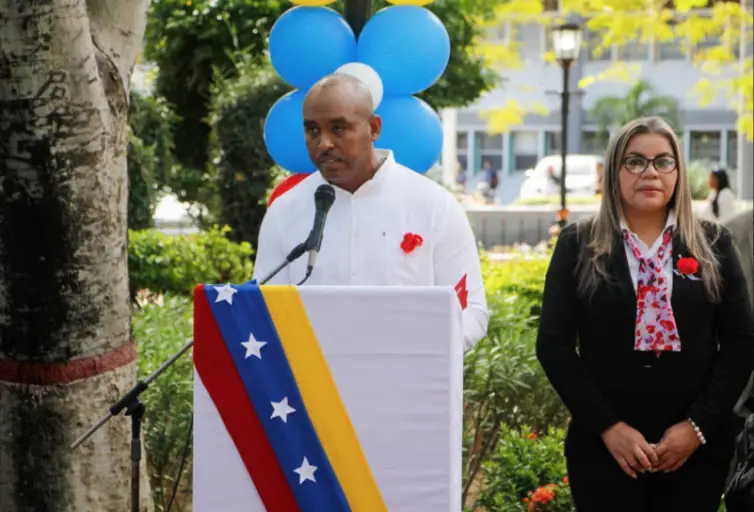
[724,208,754,512]
[699,167,736,223]
[536,116,754,511]
[475,159,499,204]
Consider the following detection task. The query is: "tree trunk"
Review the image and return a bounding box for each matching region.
[0,1,151,510]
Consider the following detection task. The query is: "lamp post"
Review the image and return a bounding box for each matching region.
[551,22,582,227]
[344,0,373,37]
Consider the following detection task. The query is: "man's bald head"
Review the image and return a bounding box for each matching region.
[304,73,375,116]
[302,73,383,193]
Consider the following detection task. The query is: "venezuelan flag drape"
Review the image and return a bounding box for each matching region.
[193,282,387,511]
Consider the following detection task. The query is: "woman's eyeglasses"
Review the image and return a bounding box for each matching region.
[622,155,677,174]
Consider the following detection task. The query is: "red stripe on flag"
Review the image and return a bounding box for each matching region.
[193,285,300,512]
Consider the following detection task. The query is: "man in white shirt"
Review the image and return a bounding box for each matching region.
[252,74,488,350]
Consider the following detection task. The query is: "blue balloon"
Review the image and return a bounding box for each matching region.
[263,90,315,174]
[269,7,357,90]
[357,6,450,96]
[375,96,442,174]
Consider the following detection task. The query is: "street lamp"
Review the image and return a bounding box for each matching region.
[551,22,582,227]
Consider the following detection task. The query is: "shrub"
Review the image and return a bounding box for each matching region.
[127,91,178,230]
[128,225,254,298]
[211,61,292,245]
[127,131,158,230]
[687,159,714,200]
[134,295,194,512]
[462,253,569,507]
[472,426,570,512]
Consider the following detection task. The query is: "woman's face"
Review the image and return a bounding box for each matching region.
[708,172,719,190]
[618,133,679,215]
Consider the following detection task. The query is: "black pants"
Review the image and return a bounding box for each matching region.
[567,446,729,512]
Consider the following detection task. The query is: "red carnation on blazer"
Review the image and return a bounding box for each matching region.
[675,256,700,280]
[400,233,423,254]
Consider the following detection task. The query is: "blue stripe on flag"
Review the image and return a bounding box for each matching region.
[205,283,350,512]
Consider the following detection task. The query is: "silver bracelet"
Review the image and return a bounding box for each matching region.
[687,418,707,445]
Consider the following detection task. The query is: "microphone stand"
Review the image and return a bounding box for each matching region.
[69,240,309,512]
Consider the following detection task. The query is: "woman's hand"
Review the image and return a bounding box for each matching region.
[601,422,659,478]
[654,421,702,472]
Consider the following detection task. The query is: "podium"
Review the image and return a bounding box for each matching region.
[192,283,464,511]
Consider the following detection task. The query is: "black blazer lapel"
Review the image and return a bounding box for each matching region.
[609,234,637,308]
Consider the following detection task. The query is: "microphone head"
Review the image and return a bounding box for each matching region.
[314,184,336,213]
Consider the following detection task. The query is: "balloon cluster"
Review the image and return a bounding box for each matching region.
[263,0,449,175]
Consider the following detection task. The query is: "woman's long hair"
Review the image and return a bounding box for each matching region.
[576,116,722,302]
[711,167,731,219]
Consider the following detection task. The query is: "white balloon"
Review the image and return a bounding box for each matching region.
[335,62,384,110]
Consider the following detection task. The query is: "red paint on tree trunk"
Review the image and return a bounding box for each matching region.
[0,343,136,385]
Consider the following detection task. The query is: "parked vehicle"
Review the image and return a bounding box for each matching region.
[519,154,604,199]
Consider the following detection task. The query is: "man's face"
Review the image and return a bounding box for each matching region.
[303,88,380,187]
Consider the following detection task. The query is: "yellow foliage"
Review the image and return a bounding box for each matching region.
[493,0,546,21]
[674,0,711,14]
[690,77,718,107]
[577,62,642,89]
[477,40,524,70]
[481,101,527,134]
[477,0,753,141]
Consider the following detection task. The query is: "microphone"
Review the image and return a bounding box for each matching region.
[299,184,336,284]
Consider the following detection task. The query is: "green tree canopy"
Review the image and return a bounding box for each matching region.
[143,0,501,221]
[590,80,683,140]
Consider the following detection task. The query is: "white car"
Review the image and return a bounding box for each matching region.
[519,154,604,200]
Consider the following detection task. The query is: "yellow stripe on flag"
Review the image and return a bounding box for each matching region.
[261,286,387,512]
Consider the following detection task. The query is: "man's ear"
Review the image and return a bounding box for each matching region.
[369,115,382,142]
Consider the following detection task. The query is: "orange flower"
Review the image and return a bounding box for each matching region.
[563,476,569,484]
[528,432,538,440]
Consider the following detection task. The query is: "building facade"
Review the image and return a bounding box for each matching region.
[441,5,753,201]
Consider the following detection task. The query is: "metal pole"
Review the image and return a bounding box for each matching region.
[344,0,373,38]
[559,60,571,227]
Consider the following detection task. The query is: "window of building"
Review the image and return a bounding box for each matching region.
[582,131,605,155]
[545,131,562,155]
[511,131,539,172]
[656,32,687,60]
[689,131,722,163]
[586,30,612,61]
[475,132,503,175]
[617,38,650,60]
[727,130,738,170]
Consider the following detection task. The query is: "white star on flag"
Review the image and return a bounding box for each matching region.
[270,397,296,423]
[241,332,267,359]
[294,457,317,484]
[214,283,237,305]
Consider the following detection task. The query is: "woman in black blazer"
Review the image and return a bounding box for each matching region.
[536,116,754,511]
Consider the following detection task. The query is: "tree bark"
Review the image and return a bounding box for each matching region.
[0,0,150,510]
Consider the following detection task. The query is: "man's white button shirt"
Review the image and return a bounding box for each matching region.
[252,150,489,350]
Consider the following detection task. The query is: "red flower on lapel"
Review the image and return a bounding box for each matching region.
[400,233,424,254]
[677,257,699,275]
[675,256,700,279]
